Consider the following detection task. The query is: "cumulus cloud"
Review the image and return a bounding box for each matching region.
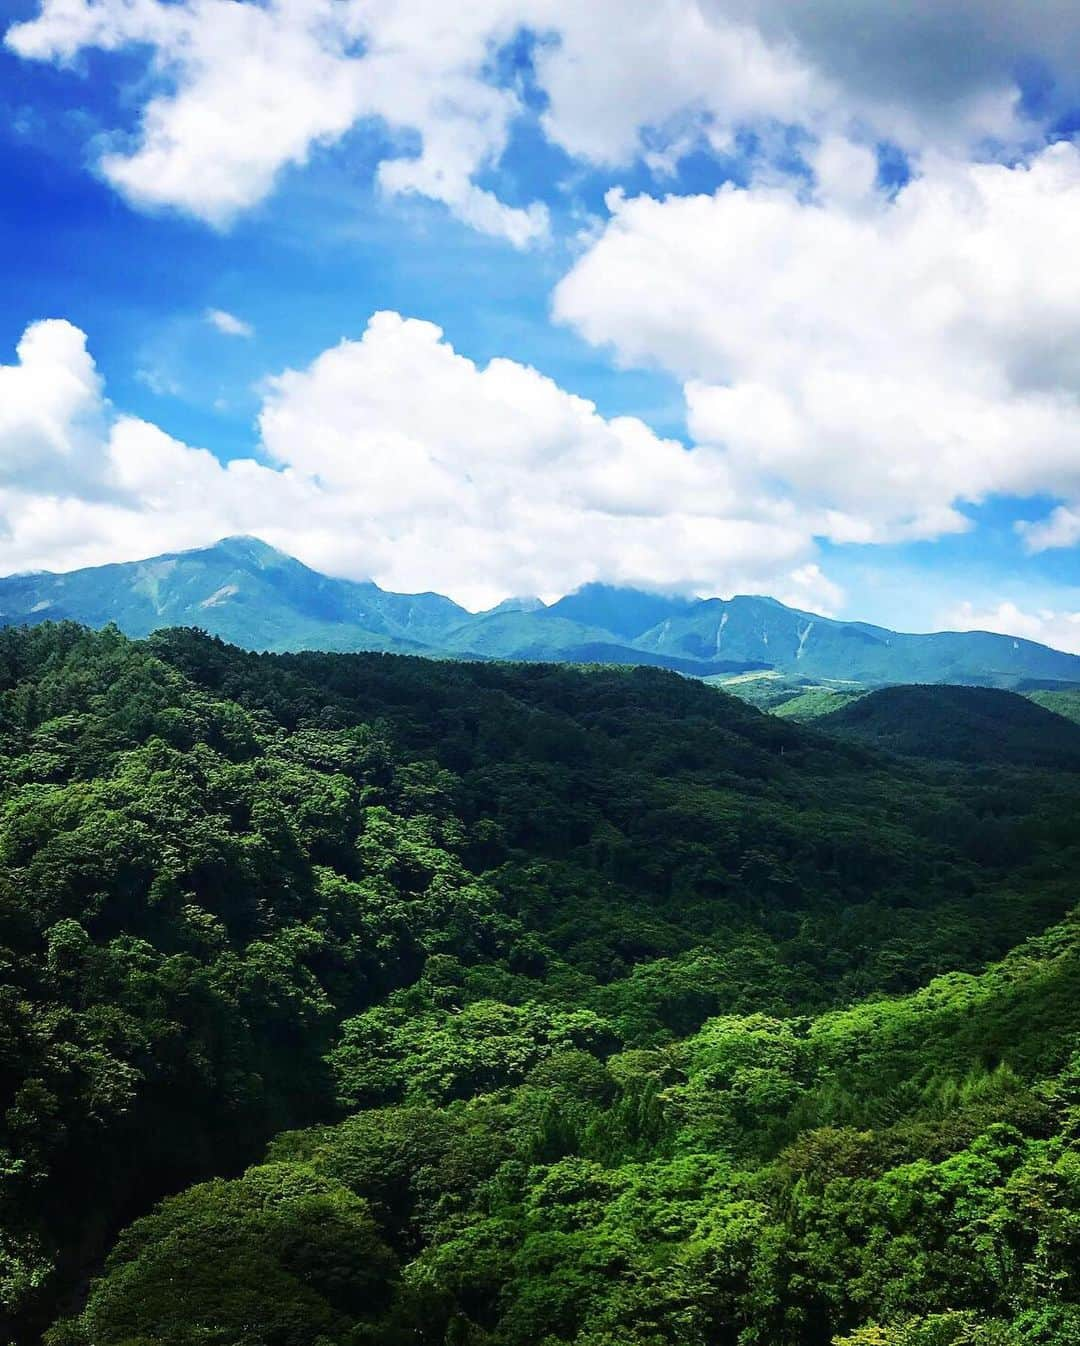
[717,0,1080,147]
[536,0,1080,161]
[5,0,548,243]
[774,563,845,617]
[7,0,1075,234]
[0,314,839,612]
[1020,504,1080,553]
[254,310,835,604]
[0,322,312,573]
[527,0,824,168]
[554,142,1080,546]
[6,5,1076,605]
[205,309,254,339]
[0,320,113,497]
[947,600,1080,655]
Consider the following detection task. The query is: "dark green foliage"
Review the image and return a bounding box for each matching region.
[0,622,1076,1343]
[820,684,1080,769]
[48,1164,395,1346]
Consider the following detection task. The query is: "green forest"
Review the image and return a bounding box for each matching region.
[0,623,1077,1345]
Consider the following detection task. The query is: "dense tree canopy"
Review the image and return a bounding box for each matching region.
[0,623,1075,1343]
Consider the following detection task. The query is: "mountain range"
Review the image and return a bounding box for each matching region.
[1,534,1077,688]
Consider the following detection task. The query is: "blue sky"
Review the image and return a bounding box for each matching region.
[0,23,689,452]
[2,0,1079,645]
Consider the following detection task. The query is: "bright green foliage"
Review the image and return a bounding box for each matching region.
[0,622,1077,1344]
[773,687,869,720]
[1026,689,1080,727]
[59,920,1080,1346]
[710,671,867,719]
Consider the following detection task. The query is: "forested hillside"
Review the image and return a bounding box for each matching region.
[0,625,1076,1345]
[818,685,1080,770]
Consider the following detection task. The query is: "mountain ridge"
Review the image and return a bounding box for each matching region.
[0,536,1077,687]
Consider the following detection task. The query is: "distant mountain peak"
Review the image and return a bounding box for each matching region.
[0,542,1076,685]
[485,596,547,616]
[548,582,696,640]
[208,535,292,565]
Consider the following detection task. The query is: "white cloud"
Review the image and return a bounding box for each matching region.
[532,0,1078,166]
[775,563,845,617]
[0,320,112,497]
[1020,504,1080,553]
[947,601,1080,655]
[527,0,825,168]
[808,134,879,208]
[8,0,1075,235]
[554,142,1080,546]
[0,314,841,613]
[716,0,1080,148]
[205,309,254,339]
[5,0,549,244]
[6,5,1076,603]
[255,310,826,605]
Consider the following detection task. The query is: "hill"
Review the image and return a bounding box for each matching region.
[1,538,1078,688]
[818,683,1080,769]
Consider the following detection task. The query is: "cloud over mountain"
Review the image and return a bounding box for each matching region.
[555,142,1080,547]
[949,600,1080,656]
[0,314,834,611]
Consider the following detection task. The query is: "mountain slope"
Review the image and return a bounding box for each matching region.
[635,592,1080,685]
[0,537,1078,687]
[545,581,695,638]
[0,537,468,654]
[437,608,764,674]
